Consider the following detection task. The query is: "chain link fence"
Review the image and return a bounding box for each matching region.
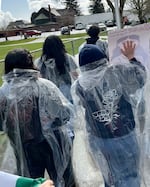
[0,37,85,85]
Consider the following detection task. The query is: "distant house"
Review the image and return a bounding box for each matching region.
[0,6,76,37]
[0,20,30,38]
[31,5,76,30]
[31,5,61,25]
[6,20,30,35]
[7,20,29,30]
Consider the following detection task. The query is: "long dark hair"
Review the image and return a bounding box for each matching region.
[41,35,67,74]
[5,48,35,74]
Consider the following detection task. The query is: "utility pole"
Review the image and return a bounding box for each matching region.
[48,4,52,22]
[114,0,121,29]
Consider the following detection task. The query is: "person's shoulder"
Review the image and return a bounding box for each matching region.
[71,79,78,88]
[96,39,108,46]
[65,53,71,58]
[109,63,126,69]
[97,39,107,43]
[38,77,66,99]
[0,82,9,93]
[66,53,74,60]
[38,77,58,89]
[71,79,83,97]
[0,83,9,102]
[78,42,86,53]
[65,53,78,69]
[34,57,42,69]
[109,63,138,77]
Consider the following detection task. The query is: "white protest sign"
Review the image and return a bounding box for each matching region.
[108,23,150,70]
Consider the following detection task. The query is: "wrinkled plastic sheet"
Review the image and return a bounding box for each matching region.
[71,61,150,187]
[0,132,16,174]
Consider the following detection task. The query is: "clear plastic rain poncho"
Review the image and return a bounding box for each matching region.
[34,53,78,103]
[71,58,150,187]
[0,69,74,187]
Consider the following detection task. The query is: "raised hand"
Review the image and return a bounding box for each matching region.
[121,40,136,60]
[40,180,55,187]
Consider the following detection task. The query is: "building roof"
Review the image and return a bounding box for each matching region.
[43,7,61,16]
[34,13,49,20]
[51,8,61,16]
[7,20,30,30]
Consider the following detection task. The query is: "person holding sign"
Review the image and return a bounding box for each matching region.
[72,41,146,187]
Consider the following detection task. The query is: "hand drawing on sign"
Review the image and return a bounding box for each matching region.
[92,89,120,131]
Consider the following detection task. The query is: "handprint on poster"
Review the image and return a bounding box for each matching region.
[108,23,150,70]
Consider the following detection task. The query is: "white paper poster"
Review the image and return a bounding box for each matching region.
[108,23,150,70]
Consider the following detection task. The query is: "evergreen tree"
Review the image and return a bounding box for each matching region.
[63,0,81,15]
[89,0,105,14]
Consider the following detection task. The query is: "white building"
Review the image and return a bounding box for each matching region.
[74,11,139,28]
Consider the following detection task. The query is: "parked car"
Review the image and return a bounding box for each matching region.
[50,28,55,32]
[85,23,107,32]
[75,23,85,30]
[105,20,116,27]
[24,30,42,37]
[60,26,70,35]
[68,25,75,30]
[98,23,107,31]
[130,20,141,26]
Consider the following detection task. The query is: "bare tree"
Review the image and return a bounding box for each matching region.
[105,0,126,27]
[127,0,149,23]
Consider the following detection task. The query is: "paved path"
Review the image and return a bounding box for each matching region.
[0,132,103,187]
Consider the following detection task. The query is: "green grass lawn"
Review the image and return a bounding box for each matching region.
[0,132,8,167]
[0,42,43,60]
[0,38,36,45]
[0,31,108,85]
[0,31,107,60]
[0,37,85,60]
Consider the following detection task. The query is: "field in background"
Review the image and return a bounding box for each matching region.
[0,31,108,85]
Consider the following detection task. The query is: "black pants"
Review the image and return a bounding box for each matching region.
[23,140,75,187]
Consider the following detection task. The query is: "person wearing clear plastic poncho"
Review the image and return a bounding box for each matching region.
[71,42,147,187]
[0,49,75,187]
[34,35,79,104]
[78,25,109,58]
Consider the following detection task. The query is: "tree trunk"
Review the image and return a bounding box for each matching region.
[105,0,126,28]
